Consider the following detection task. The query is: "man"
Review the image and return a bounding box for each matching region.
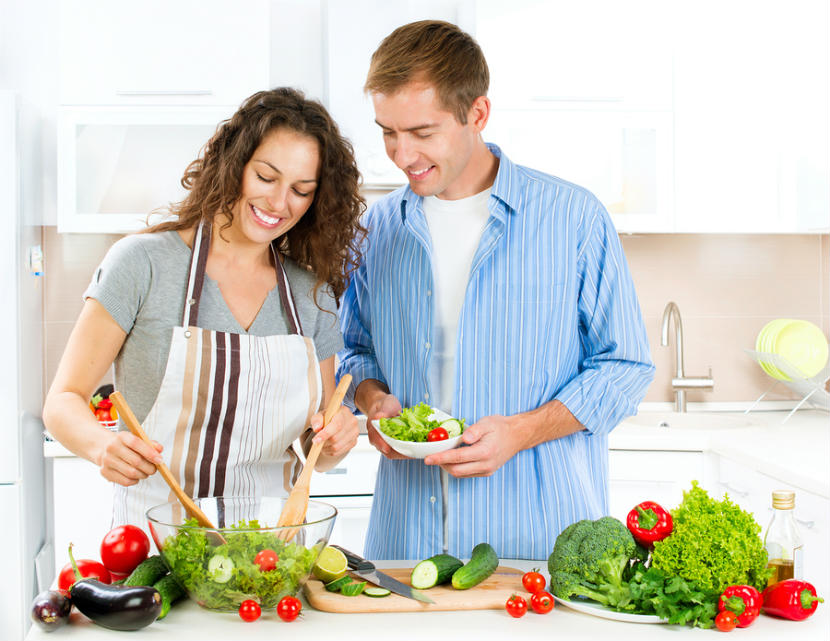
[337,20,654,560]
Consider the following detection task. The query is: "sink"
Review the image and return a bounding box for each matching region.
[623,411,758,430]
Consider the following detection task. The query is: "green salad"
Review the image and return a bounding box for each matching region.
[378,403,465,442]
[161,518,319,610]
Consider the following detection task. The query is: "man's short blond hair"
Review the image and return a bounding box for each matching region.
[364,20,489,124]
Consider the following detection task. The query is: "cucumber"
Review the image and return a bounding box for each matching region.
[153,574,185,619]
[451,543,499,590]
[363,587,391,597]
[410,554,464,589]
[439,418,464,437]
[124,555,168,587]
[324,576,352,592]
[340,581,367,596]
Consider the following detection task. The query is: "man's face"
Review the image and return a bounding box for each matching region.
[372,82,481,200]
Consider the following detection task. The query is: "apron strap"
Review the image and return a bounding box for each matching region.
[182,220,210,327]
[271,243,304,336]
[181,219,305,336]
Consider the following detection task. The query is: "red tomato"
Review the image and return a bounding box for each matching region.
[427,427,449,442]
[254,549,278,572]
[95,408,112,421]
[96,398,113,410]
[530,590,555,614]
[57,559,112,591]
[238,599,261,622]
[522,569,547,594]
[276,595,302,622]
[505,594,528,618]
[715,610,739,632]
[100,525,150,575]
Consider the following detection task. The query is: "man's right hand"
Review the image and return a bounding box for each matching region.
[355,379,408,460]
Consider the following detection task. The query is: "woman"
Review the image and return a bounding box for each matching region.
[43,87,365,528]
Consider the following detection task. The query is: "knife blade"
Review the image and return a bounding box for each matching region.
[331,545,435,604]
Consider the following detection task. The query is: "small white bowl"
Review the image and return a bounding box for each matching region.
[371,407,464,459]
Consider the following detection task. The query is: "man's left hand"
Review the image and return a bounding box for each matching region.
[423,415,523,477]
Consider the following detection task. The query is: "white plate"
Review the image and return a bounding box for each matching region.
[554,597,665,624]
[371,407,463,459]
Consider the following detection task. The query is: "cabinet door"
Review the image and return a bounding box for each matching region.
[52,457,115,577]
[608,450,705,522]
[310,495,373,556]
[673,0,829,233]
[59,0,269,106]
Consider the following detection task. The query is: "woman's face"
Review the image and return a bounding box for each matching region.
[232,127,321,246]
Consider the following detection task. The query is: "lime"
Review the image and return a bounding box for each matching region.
[312,546,348,583]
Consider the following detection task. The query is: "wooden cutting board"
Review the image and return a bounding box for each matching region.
[304,566,525,613]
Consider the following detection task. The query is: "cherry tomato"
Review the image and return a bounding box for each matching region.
[95,408,112,422]
[505,594,528,618]
[238,599,261,622]
[715,610,739,632]
[254,548,278,572]
[530,590,555,614]
[100,524,150,575]
[57,559,111,591]
[96,397,113,410]
[427,427,449,442]
[276,595,302,622]
[522,569,547,594]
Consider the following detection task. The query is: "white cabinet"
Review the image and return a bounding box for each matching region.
[50,455,115,579]
[717,455,830,593]
[59,0,270,107]
[57,106,233,232]
[608,449,716,522]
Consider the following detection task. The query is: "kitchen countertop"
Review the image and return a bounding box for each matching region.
[611,409,830,498]
[24,559,829,641]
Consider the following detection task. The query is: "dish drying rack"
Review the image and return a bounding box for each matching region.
[744,349,830,422]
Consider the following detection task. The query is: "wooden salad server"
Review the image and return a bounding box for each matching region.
[276,374,352,540]
[110,391,226,543]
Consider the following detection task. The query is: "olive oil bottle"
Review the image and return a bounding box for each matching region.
[763,490,803,586]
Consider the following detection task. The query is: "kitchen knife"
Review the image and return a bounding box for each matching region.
[331,545,435,604]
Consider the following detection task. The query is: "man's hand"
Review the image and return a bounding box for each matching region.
[423,415,522,477]
[365,392,409,460]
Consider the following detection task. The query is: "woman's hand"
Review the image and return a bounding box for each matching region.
[310,405,359,461]
[96,431,164,486]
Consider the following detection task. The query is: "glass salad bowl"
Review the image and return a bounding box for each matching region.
[147,496,336,612]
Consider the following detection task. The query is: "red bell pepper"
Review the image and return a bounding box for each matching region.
[719,585,762,628]
[762,579,824,621]
[626,500,673,547]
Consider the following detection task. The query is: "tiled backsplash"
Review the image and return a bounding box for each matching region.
[42,227,829,406]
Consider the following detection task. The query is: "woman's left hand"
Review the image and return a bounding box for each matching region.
[310,405,359,460]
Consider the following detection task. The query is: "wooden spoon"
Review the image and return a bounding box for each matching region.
[276,374,352,539]
[110,391,226,543]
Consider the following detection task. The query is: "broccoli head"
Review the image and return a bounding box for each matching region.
[548,516,640,610]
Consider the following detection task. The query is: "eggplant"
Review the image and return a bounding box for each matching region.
[70,579,162,631]
[30,590,71,632]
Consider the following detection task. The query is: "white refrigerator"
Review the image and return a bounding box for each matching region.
[0,91,49,640]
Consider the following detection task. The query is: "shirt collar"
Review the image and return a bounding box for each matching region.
[398,142,522,222]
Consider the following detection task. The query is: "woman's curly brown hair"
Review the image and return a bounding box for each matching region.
[146,87,366,301]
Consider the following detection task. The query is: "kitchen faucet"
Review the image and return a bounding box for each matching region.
[660,302,714,413]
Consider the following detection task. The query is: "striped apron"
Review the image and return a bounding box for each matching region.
[114,221,322,529]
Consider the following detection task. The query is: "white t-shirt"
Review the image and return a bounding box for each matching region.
[423,188,492,412]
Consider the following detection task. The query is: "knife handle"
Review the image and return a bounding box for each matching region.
[331,544,374,571]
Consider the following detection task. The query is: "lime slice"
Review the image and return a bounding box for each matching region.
[312,546,348,583]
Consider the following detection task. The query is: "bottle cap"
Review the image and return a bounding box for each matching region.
[772,490,795,509]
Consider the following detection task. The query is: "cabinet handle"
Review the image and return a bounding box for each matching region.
[116,90,214,96]
[324,468,347,475]
[531,95,624,103]
[720,482,749,497]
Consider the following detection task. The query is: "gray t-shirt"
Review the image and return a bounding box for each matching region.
[84,231,343,423]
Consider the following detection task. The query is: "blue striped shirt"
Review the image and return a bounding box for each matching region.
[337,144,654,560]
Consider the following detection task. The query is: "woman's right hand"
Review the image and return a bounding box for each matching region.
[96,431,164,486]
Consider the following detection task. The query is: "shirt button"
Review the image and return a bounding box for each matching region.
[426,290,432,296]
[430,496,436,503]
[424,392,430,401]
[425,342,431,350]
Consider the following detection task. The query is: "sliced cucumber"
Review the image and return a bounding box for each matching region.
[324,576,352,592]
[439,418,464,437]
[451,543,499,590]
[340,581,367,596]
[410,554,464,589]
[363,587,391,597]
